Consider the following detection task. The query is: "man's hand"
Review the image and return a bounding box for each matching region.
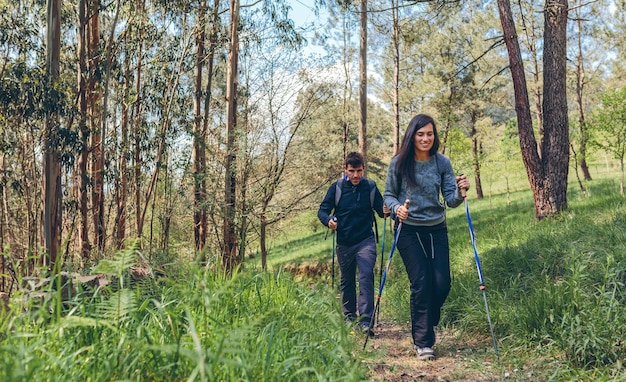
[383,204,391,218]
[328,216,337,231]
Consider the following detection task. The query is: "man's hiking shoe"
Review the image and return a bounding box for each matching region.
[359,322,375,337]
[415,346,435,360]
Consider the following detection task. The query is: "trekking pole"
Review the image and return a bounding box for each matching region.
[331,230,336,288]
[375,216,387,325]
[325,217,337,288]
[363,199,410,350]
[461,187,500,362]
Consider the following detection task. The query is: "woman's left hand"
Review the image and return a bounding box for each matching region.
[456,174,470,191]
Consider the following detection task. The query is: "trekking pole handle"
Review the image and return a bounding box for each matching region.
[397,199,410,222]
[459,174,467,198]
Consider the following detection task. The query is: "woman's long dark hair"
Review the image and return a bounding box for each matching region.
[394,114,440,187]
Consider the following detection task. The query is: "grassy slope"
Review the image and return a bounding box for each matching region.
[256,166,626,380]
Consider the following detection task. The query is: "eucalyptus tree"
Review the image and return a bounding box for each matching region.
[191,0,225,255]
[222,0,240,271]
[369,0,407,156]
[43,0,63,270]
[315,1,360,161]
[359,0,368,172]
[220,0,306,272]
[497,0,570,219]
[0,0,44,282]
[85,0,104,253]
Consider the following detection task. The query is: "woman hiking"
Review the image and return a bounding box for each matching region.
[383,114,470,360]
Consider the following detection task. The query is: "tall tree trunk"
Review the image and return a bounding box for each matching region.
[223,0,240,272]
[193,0,208,252]
[359,0,367,172]
[574,12,591,180]
[496,0,542,214]
[341,11,352,162]
[77,0,91,258]
[519,0,544,157]
[116,33,131,250]
[470,114,484,199]
[391,0,400,155]
[97,0,121,253]
[497,0,569,219]
[134,0,145,241]
[541,0,569,214]
[197,0,220,263]
[87,0,103,253]
[44,0,62,270]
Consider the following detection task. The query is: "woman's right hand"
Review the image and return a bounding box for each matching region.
[396,204,409,222]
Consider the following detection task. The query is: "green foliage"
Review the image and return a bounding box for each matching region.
[404,178,626,377]
[0,253,364,381]
[591,86,626,162]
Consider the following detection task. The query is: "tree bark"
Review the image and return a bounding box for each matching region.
[86,0,104,253]
[496,0,542,215]
[359,0,367,172]
[541,0,569,214]
[470,114,484,199]
[193,0,208,253]
[44,0,63,270]
[574,13,591,180]
[77,0,91,258]
[134,0,145,241]
[497,0,569,219]
[223,0,240,272]
[391,0,400,155]
[116,31,131,250]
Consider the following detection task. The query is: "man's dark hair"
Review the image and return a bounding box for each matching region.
[345,151,365,168]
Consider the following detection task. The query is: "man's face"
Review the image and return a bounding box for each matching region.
[344,164,364,186]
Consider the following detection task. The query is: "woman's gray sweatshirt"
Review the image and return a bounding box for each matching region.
[384,153,463,226]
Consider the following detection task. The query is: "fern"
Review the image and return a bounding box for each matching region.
[91,240,140,289]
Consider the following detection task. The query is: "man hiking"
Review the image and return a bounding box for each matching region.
[318,152,389,336]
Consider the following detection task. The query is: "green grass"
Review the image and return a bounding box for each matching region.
[2,168,626,381]
[0,250,365,381]
[257,171,626,380]
[382,175,626,380]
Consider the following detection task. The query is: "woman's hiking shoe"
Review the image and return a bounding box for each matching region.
[415,346,435,360]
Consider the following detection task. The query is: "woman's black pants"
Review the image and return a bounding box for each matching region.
[396,222,451,348]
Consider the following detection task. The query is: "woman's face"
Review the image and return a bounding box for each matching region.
[413,123,435,156]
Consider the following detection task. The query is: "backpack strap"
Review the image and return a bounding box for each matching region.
[334,177,345,208]
[335,177,376,210]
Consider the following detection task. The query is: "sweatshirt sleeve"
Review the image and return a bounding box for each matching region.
[440,154,463,208]
[383,156,402,215]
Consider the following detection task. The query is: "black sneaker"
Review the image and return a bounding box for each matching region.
[359,322,375,337]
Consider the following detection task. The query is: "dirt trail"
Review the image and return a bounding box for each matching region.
[363,321,504,381]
